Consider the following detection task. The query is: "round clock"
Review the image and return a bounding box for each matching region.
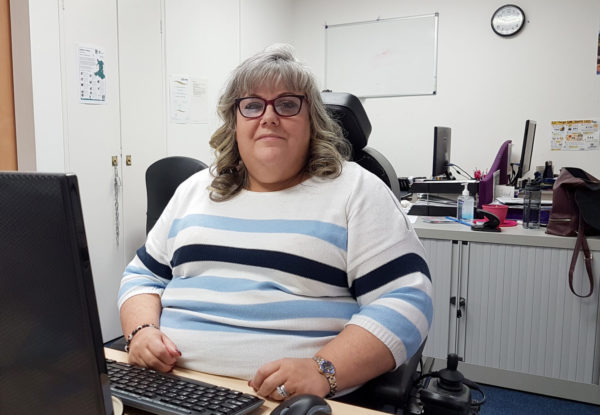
[491,4,526,37]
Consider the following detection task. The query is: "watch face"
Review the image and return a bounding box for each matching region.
[319,360,335,375]
[491,5,525,36]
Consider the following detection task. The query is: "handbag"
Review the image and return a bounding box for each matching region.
[546,167,600,298]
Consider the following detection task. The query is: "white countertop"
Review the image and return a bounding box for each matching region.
[412,216,600,251]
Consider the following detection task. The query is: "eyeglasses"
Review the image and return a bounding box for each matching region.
[235,95,305,118]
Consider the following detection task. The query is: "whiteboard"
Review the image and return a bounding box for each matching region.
[325,14,438,98]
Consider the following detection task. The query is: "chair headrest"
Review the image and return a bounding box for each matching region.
[321,91,371,150]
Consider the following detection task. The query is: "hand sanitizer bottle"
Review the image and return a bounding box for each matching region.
[457,183,474,223]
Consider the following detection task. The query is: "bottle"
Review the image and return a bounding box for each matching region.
[457,183,474,224]
[543,161,554,179]
[522,182,541,229]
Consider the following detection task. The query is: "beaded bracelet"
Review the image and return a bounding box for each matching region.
[124,323,159,352]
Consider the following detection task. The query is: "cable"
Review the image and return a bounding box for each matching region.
[448,163,474,180]
[451,167,473,181]
[463,379,487,407]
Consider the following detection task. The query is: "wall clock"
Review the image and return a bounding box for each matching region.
[491,4,526,37]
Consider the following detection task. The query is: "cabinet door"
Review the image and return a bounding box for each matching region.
[464,242,600,384]
[118,0,166,263]
[421,238,454,359]
[60,0,124,341]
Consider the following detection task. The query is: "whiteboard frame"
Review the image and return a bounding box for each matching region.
[324,13,439,99]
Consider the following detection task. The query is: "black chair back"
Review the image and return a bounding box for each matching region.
[321,91,401,199]
[145,156,208,234]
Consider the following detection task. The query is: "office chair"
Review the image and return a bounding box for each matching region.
[145,156,208,233]
[322,91,426,413]
[336,341,426,414]
[321,91,402,200]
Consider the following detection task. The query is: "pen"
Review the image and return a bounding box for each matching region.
[445,216,472,227]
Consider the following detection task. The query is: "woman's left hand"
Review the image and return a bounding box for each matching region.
[249,358,330,401]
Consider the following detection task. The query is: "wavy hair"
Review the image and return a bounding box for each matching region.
[208,44,351,201]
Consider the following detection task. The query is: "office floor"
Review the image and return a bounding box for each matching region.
[478,384,600,414]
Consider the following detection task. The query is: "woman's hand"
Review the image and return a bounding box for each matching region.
[249,358,330,401]
[127,327,181,372]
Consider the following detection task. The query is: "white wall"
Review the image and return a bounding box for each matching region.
[240,0,294,59]
[291,0,600,179]
[164,0,240,164]
[163,0,294,165]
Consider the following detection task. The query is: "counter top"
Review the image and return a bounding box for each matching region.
[412,217,600,250]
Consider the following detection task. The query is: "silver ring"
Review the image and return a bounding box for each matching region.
[276,384,289,398]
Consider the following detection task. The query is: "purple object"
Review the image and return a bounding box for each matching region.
[478,140,511,208]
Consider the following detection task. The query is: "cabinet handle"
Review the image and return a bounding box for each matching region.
[450,296,466,318]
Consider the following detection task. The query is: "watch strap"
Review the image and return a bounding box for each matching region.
[312,356,337,398]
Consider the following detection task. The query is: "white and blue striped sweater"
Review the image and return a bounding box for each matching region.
[118,162,432,382]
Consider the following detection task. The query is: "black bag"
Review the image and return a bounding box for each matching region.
[546,167,600,297]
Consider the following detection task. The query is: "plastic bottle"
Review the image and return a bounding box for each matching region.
[457,183,474,223]
[522,181,541,229]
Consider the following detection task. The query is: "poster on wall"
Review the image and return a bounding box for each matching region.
[169,75,191,123]
[551,120,599,151]
[79,45,106,104]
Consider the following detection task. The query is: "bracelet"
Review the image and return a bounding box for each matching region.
[124,323,159,352]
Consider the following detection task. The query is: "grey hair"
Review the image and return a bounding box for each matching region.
[208,44,351,201]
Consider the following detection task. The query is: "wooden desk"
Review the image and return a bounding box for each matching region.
[105,348,387,415]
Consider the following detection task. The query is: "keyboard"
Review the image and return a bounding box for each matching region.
[106,359,264,415]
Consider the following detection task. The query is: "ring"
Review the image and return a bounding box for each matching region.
[276,384,289,398]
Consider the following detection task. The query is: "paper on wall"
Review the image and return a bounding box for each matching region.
[551,120,599,151]
[170,75,192,123]
[190,78,209,124]
[79,45,106,104]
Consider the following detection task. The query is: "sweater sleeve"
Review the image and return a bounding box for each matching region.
[345,171,432,368]
[117,178,185,309]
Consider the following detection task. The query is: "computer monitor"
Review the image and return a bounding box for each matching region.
[513,120,537,184]
[432,126,452,179]
[0,173,112,415]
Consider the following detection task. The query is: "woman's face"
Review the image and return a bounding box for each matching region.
[235,84,311,192]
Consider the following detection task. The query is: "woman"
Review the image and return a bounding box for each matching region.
[118,44,432,402]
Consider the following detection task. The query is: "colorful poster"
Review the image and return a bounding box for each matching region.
[551,120,599,151]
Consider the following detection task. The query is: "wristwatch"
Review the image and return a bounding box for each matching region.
[312,356,337,398]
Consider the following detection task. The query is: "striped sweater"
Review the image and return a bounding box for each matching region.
[118,162,432,382]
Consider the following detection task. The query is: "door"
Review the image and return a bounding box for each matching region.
[421,238,454,360]
[465,242,600,384]
[60,0,124,341]
[117,0,166,266]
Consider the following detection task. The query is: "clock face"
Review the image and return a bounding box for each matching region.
[491,4,525,37]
